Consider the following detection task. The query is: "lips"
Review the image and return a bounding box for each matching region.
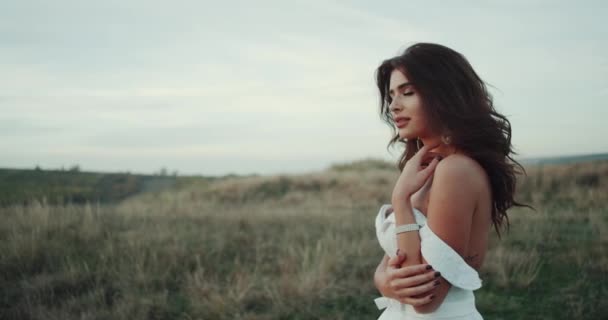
[394,116,410,128]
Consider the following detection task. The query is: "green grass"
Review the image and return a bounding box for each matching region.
[0,168,217,206]
[1,159,607,319]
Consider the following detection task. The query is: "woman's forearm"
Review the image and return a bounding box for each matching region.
[374,255,389,291]
[392,199,422,267]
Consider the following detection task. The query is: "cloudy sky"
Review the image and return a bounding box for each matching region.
[2,0,606,176]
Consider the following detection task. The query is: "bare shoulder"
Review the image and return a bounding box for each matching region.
[434,153,487,189]
[425,154,484,259]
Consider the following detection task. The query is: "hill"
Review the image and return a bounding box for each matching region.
[0,168,185,206]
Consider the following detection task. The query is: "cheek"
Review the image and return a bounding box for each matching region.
[409,103,432,135]
[409,102,426,124]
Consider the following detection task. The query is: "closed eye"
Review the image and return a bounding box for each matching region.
[403,92,413,96]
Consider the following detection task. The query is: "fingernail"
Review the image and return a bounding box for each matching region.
[425,265,433,270]
[434,272,441,278]
[396,249,400,256]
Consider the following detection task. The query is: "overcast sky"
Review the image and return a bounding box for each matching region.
[1,0,606,176]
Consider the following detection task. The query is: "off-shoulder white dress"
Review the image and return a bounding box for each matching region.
[374,204,483,320]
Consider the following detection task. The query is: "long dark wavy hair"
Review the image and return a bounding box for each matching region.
[375,42,531,237]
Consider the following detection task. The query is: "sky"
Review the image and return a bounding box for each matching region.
[1,0,607,176]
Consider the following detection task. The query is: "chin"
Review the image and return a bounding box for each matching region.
[398,132,414,140]
[396,127,415,140]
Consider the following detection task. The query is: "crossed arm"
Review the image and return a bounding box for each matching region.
[391,155,478,313]
[374,253,441,306]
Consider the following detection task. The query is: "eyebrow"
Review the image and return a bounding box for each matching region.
[389,82,412,97]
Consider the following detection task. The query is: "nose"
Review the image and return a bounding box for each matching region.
[389,98,402,114]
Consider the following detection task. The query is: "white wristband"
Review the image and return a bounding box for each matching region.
[395,223,421,234]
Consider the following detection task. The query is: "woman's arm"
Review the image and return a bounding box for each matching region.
[391,144,440,267]
[374,254,440,306]
[374,254,390,290]
[393,155,478,313]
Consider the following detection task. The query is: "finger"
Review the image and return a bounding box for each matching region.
[391,270,441,289]
[420,157,440,176]
[395,278,440,298]
[421,152,442,166]
[399,293,435,307]
[388,252,407,267]
[393,264,433,277]
[413,143,441,163]
[388,256,402,268]
[417,142,441,156]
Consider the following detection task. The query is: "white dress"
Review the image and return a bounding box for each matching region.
[374,204,484,320]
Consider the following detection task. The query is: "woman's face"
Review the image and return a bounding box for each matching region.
[388,69,432,140]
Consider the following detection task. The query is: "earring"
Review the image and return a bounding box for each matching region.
[441,135,452,145]
[416,138,422,150]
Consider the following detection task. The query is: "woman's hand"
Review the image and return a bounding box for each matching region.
[375,252,441,306]
[392,143,441,203]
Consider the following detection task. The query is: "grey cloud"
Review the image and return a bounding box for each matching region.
[0,117,65,136]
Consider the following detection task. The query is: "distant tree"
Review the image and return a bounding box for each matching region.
[35,165,42,171]
[69,165,80,172]
[159,167,168,176]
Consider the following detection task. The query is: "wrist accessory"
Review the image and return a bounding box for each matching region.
[395,223,421,234]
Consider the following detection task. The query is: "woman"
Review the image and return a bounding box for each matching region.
[371,42,528,319]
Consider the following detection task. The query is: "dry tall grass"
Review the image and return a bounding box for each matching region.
[1,159,606,319]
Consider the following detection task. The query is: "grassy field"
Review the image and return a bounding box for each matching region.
[1,159,606,319]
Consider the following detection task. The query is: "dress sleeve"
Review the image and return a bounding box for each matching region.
[419,223,482,290]
[375,204,398,258]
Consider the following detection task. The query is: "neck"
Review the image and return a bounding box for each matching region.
[420,136,458,158]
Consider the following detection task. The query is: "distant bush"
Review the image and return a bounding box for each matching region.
[575,173,600,187]
[329,158,394,172]
[0,169,178,206]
